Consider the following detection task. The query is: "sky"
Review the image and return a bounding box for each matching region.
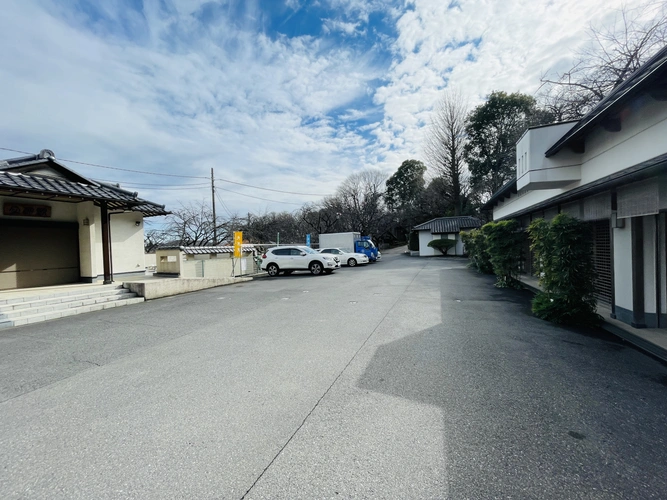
[0,0,628,224]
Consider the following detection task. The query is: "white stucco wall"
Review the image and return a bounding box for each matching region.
[108,212,145,276]
[643,216,657,315]
[417,231,462,256]
[494,98,667,221]
[613,224,633,311]
[0,195,78,222]
[418,231,436,257]
[77,201,98,279]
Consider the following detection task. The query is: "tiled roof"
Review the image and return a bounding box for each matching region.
[546,45,667,157]
[0,153,168,217]
[413,216,482,234]
[160,245,258,254]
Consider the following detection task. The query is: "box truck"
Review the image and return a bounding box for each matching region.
[318,232,379,262]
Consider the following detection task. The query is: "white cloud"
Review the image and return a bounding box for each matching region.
[0,0,635,219]
[322,19,365,36]
[369,0,628,172]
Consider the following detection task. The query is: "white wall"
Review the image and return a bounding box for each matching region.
[0,195,78,222]
[495,98,667,221]
[643,216,657,316]
[613,224,633,311]
[109,212,145,276]
[418,232,462,256]
[418,231,436,256]
[516,122,580,191]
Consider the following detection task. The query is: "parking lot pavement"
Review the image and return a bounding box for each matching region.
[1,255,666,499]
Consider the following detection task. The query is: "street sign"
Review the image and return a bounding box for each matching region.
[306,234,311,247]
[234,231,243,258]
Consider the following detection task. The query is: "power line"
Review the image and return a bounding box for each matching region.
[215,189,236,218]
[215,177,329,196]
[94,178,210,188]
[216,185,304,205]
[1,146,330,197]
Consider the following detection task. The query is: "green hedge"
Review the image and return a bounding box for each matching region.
[461,229,493,274]
[427,238,457,255]
[482,220,523,288]
[528,214,601,326]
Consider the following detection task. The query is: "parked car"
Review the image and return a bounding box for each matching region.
[261,246,340,277]
[318,247,369,267]
[318,232,379,261]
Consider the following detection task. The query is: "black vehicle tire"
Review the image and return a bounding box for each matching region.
[324,269,333,274]
[283,270,293,275]
[266,263,279,277]
[309,261,323,276]
[347,258,357,267]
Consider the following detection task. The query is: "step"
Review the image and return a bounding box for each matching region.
[0,297,145,329]
[0,291,139,321]
[0,287,131,314]
[0,284,119,306]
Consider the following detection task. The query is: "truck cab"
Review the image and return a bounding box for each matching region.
[355,237,378,262]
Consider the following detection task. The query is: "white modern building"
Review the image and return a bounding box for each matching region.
[0,150,168,290]
[413,216,482,257]
[483,46,667,329]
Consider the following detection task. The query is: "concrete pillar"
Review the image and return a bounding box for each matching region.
[77,202,97,282]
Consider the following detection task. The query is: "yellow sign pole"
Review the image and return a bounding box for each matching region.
[233,231,243,258]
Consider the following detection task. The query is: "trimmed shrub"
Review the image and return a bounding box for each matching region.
[408,231,420,251]
[528,214,602,326]
[461,229,493,274]
[482,219,523,288]
[427,238,457,255]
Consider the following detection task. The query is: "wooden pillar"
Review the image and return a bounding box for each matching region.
[101,202,113,284]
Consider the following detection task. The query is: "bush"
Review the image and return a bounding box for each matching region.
[408,231,420,251]
[461,229,493,274]
[528,214,602,326]
[482,220,523,288]
[427,238,457,255]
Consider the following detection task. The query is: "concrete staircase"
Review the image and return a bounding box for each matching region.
[0,285,144,329]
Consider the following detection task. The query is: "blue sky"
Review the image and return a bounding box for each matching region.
[0,0,628,221]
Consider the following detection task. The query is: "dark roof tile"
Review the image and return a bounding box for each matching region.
[413,216,482,233]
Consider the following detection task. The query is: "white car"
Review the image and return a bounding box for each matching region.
[261,246,340,277]
[318,247,369,267]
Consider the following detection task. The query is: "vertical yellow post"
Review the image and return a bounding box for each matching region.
[233,231,243,258]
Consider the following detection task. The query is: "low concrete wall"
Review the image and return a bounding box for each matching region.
[123,277,252,300]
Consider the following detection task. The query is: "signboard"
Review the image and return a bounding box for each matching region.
[306,234,311,247]
[3,203,51,218]
[233,231,243,258]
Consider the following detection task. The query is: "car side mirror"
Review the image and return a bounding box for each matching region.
[300,252,306,256]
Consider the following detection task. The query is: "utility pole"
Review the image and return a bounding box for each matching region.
[211,167,217,245]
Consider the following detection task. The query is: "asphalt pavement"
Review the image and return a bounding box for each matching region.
[1,254,666,499]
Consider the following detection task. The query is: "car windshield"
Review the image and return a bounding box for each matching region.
[301,247,317,254]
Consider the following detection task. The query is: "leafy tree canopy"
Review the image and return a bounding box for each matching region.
[385,159,426,211]
[464,91,553,199]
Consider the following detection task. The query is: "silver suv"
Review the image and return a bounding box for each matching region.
[261,246,340,277]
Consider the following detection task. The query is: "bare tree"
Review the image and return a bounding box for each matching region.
[161,201,232,246]
[297,202,343,236]
[539,3,667,119]
[335,169,389,237]
[144,227,168,253]
[424,90,470,215]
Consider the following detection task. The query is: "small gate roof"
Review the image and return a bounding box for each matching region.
[413,216,482,234]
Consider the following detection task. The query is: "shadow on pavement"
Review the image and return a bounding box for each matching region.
[356,267,667,498]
